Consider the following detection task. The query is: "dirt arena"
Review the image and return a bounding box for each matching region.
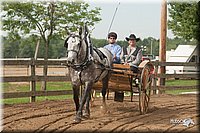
[2,94,199,133]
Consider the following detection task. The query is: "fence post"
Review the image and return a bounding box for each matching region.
[153,60,159,95]
[30,58,36,102]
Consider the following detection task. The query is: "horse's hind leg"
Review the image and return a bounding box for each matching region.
[91,89,96,102]
[74,82,92,123]
[101,75,109,113]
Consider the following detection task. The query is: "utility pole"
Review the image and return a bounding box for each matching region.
[150,39,153,55]
[159,0,167,87]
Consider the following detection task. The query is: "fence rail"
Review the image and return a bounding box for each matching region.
[153,61,199,66]
[3,76,71,82]
[152,73,199,78]
[1,58,199,102]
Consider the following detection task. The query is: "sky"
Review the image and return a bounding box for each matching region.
[85,0,175,41]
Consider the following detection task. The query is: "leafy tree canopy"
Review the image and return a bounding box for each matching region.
[168,2,198,41]
[2,1,101,41]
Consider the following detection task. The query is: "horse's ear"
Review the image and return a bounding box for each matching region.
[79,26,82,36]
[85,24,89,36]
[64,36,70,48]
[82,23,90,37]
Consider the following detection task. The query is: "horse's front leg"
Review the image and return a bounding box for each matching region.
[72,85,80,113]
[83,89,91,118]
[74,81,93,123]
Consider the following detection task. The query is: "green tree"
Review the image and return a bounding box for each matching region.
[3,37,20,58]
[18,41,34,58]
[91,38,107,48]
[168,2,198,41]
[18,35,38,58]
[2,1,101,90]
[195,2,200,42]
[49,36,66,58]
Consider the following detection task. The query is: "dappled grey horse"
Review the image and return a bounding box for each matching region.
[64,25,112,123]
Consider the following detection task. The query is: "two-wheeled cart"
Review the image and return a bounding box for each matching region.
[93,60,154,114]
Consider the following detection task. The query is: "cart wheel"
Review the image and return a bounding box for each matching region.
[139,65,152,114]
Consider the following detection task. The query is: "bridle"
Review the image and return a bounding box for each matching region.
[64,26,110,85]
[64,34,82,58]
[64,33,92,70]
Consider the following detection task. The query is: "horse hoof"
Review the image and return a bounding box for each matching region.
[100,106,107,114]
[73,117,81,124]
[82,112,90,119]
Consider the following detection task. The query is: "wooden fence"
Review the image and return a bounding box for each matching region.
[2,58,71,102]
[1,58,199,102]
[152,61,199,92]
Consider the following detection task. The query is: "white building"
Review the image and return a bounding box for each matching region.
[166,45,199,74]
[166,49,175,61]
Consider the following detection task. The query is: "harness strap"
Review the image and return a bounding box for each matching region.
[64,26,110,83]
[132,46,141,56]
[93,47,107,60]
[123,47,127,55]
[125,46,141,61]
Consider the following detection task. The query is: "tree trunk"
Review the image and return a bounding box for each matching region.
[41,2,54,91]
[34,38,40,60]
[41,40,49,91]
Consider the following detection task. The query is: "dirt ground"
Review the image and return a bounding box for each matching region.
[2,94,199,133]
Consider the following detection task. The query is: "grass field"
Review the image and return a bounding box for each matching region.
[165,79,198,95]
[2,82,72,104]
[1,79,199,104]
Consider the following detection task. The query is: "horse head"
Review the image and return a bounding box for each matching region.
[64,28,82,65]
[64,24,90,66]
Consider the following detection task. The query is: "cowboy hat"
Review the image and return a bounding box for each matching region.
[125,34,140,42]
